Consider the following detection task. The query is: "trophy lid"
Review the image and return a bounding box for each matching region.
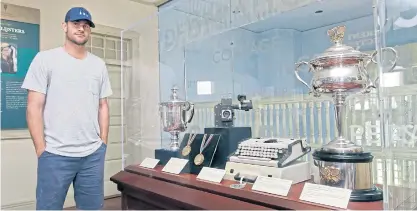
[169,86,181,101]
[160,85,190,107]
[320,138,363,154]
[312,26,369,62]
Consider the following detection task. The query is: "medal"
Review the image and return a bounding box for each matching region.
[181,133,197,156]
[193,134,213,166]
[182,146,191,156]
[194,153,204,165]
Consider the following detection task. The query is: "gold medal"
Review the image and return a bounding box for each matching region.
[193,134,214,166]
[181,134,197,157]
[194,153,204,165]
[182,145,191,156]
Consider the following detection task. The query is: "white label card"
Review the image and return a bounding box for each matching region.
[196,167,226,183]
[139,158,160,169]
[299,183,352,209]
[251,176,293,196]
[161,158,188,175]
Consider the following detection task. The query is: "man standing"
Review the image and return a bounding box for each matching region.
[22,7,112,210]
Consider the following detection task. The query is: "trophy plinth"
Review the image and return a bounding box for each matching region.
[294,26,398,202]
[159,86,195,151]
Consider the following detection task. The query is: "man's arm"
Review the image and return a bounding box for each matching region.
[21,53,48,157]
[99,64,113,144]
[99,98,110,144]
[27,91,46,157]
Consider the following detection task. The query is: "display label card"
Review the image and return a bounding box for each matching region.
[299,183,352,209]
[196,167,226,183]
[251,176,293,196]
[162,158,188,175]
[139,158,160,169]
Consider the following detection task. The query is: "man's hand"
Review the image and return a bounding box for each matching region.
[36,147,46,158]
[26,90,46,157]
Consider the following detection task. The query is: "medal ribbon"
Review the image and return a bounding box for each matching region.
[187,133,197,145]
[199,134,214,153]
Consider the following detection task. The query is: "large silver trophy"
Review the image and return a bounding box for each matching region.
[294,26,397,202]
[159,86,195,151]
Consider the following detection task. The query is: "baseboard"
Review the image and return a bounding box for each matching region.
[1,201,36,210]
[105,194,121,199]
[1,194,121,210]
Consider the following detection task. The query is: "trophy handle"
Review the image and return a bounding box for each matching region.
[295,61,320,97]
[367,47,398,86]
[182,103,195,127]
[359,61,375,94]
[186,103,195,124]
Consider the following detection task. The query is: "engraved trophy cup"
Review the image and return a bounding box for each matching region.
[159,86,195,151]
[294,26,398,202]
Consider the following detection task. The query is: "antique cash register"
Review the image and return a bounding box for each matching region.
[224,137,312,184]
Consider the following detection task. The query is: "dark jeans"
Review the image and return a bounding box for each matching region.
[36,143,106,210]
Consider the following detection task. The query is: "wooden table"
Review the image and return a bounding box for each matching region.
[110,165,407,210]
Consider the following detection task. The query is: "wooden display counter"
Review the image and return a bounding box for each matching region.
[110,165,388,210]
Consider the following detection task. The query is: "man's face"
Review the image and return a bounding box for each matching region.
[63,20,91,46]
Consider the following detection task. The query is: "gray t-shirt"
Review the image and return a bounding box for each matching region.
[22,47,113,157]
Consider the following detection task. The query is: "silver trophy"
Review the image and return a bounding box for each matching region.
[159,86,195,151]
[294,26,397,201]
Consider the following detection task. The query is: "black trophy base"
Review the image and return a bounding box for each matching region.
[154,148,181,166]
[312,150,382,202]
[312,149,374,163]
[350,186,383,202]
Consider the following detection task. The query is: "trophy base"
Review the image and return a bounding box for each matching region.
[313,149,373,163]
[169,145,180,151]
[350,186,383,202]
[312,149,381,201]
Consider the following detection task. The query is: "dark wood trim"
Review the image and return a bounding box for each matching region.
[111,171,271,210]
[124,165,383,210]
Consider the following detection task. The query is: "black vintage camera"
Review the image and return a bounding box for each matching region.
[214,95,253,127]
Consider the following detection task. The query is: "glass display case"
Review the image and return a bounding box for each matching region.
[118,0,417,209]
[375,0,417,209]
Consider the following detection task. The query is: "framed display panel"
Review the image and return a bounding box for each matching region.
[118,0,415,209]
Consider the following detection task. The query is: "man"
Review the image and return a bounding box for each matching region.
[21,7,112,210]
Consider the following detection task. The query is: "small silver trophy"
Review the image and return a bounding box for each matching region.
[294,26,397,201]
[159,86,195,151]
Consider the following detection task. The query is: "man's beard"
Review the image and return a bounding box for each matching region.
[66,33,88,46]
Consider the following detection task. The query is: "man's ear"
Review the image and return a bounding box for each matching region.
[62,22,68,33]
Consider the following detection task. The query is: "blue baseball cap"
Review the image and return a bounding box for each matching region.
[64,7,95,28]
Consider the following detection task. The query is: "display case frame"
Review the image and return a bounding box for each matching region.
[117,0,417,209]
[374,0,417,209]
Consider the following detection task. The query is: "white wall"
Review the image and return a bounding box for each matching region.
[0,0,159,209]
